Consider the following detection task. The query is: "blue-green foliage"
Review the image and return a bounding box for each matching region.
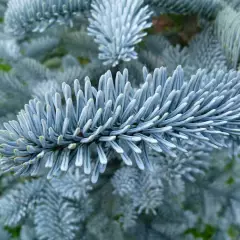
[88,0,153,66]
[51,168,93,200]
[0,179,45,226]
[0,170,93,239]
[215,7,240,68]
[2,66,240,183]
[4,0,90,36]
[34,184,81,240]
[0,39,21,61]
[1,0,240,239]
[22,36,60,60]
[188,26,228,74]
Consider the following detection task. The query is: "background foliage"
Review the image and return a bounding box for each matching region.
[0,0,240,239]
